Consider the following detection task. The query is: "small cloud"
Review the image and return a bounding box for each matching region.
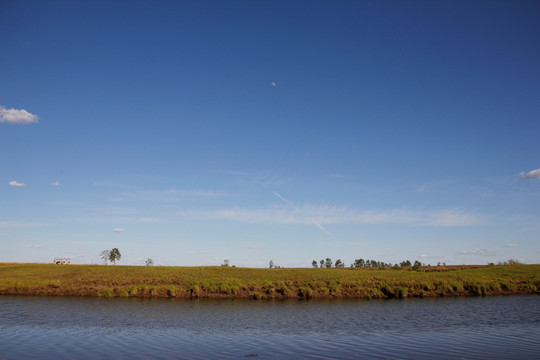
[112,228,124,232]
[329,174,349,179]
[520,168,540,180]
[271,82,276,87]
[238,244,263,249]
[457,248,497,256]
[0,221,44,228]
[418,254,438,259]
[504,244,520,248]
[0,106,38,124]
[458,248,483,255]
[25,244,44,249]
[9,180,26,187]
[51,181,60,186]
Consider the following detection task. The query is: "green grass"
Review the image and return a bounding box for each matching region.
[0,263,539,299]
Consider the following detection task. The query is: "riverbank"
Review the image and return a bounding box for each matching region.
[1,263,538,299]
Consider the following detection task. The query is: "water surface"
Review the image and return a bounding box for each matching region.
[1,295,539,359]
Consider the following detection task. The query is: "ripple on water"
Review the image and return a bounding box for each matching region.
[0,295,539,359]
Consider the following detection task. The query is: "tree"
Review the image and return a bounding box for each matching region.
[222,259,230,267]
[320,259,324,268]
[335,259,344,268]
[100,250,110,265]
[109,248,121,265]
[145,258,154,266]
[325,258,332,268]
[269,260,274,268]
[312,260,318,268]
[354,259,365,268]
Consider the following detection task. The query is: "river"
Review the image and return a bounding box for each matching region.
[0,295,539,359]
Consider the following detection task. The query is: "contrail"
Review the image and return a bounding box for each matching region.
[272,191,333,237]
[312,222,333,237]
[272,191,294,208]
[234,171,333,236]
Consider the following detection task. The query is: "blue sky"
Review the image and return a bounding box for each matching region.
[1,0,539,267]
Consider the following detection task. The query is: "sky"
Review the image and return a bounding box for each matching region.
[1,0,539,267]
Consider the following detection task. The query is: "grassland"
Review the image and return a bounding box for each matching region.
[0,263,539,300]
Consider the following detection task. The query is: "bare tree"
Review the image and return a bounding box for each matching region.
[100,250,110,265]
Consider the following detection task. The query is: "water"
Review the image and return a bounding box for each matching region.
[1,295,539,359]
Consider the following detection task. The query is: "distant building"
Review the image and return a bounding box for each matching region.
[54,258,71,265]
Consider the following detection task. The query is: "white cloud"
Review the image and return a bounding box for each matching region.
[520,168,540,180]
[418,254,439,259]
[110,189,225,203]
[51,181,60,186]
[184,205,482,228]
[504,244,520,248]
[271,82,276,87]
[238,244,263,249]
[112,228,125,232]
[329,174,349,179]
[25,244,44,249]
[458,248,484,255]
[457,248,497,256]
[0,106,38,124]
[83,216,164,224]
[0,221,44,228]
[9,180,26,187]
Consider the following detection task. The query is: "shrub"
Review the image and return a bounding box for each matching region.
[167,285,177,297]
[298,287,313,298]
[480,284,487,295]
[276,285,289,296]
[500,282,515,292]
[394,287,407,299]
[381,285,394,298]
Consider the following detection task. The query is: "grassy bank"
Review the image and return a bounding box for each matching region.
[1,263,539,300]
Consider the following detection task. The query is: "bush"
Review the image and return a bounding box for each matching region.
[276,285,289,296]
[394,287,407,299]
[167,285,177,297]
[381,285,394,298]
[298,287,312,298]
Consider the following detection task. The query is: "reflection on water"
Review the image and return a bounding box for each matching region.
[1,295,539,359]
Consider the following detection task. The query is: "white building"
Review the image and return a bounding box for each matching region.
[54,258,71,265]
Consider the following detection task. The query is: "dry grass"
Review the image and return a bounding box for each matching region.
[1,263,538,300]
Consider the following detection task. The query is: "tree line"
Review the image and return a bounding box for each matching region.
[311,258,434,269]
